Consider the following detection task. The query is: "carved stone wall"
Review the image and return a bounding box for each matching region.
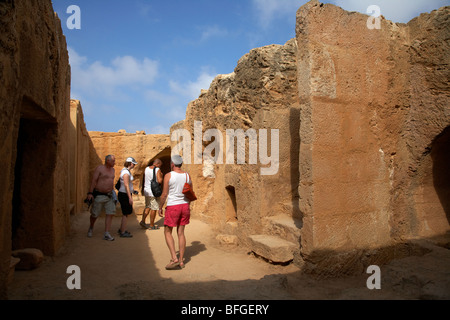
[172,1,449,275]
[0,0,71,297]
[88,131,172,193]
[295,1,449,274]
[176,39,301,247]
[1,0,448,297]
[69,100,94,216]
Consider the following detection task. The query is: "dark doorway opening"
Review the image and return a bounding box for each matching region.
[139,147,172,194]
[226,186,237,223]
[432,126,450,224]
[12,114,57,253]
[149,147,172,175]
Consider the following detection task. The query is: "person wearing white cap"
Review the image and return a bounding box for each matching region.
[158,154,194,269]
[117,157,138,238]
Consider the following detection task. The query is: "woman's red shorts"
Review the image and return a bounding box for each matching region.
[164,203,190,227]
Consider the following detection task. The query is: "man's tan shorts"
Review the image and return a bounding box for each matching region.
[90,195,116,218]
[145,196,160,210]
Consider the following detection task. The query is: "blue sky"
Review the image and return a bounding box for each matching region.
[51,0,449,134]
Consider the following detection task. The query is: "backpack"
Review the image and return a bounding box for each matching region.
[150,167,163,197]
[115,168,130,191]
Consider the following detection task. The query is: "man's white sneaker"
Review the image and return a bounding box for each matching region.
[87,228,93,238]
[103,232,115,241]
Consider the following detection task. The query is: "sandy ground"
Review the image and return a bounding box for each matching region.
[7,206,450,302]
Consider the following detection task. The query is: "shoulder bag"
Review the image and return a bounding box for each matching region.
[182,173,197,202]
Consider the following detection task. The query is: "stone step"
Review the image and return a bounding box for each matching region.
[263,215,302,244]
[248,235,297,264]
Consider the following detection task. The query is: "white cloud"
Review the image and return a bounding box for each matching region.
[68,47,87,67]
[169,70,216,101]
[140,69,218,133]
[177,25,229,45]
[333,0,448,23]
[144,89,187,120]
[68,47,159,97]
[252,0,307,28]
[144,89,180,107]
[68,50,216,135]
[146,124,171,135]
[200,25,229,42]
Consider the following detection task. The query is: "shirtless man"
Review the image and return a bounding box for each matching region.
[86,154,117,241]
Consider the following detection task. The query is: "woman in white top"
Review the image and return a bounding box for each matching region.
[158,155,194,269]
[140,158,163,230]
[117,157,138,238]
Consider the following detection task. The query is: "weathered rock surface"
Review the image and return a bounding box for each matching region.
[248,235,297,264]
[1,0,449,300]
[89,131,171,192]
[172,1,450,276]
[12,248,44,270]
[178,38,301,250]
[83,1,450,277]
[263,215,302,245]
[69,100,92,216]
[0,0,70,298]
[216,234,239,246]
[7,257,20,285]
[295,0,449,275]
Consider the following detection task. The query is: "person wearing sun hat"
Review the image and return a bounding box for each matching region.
[117,157,138,238]
[158,154,194,269]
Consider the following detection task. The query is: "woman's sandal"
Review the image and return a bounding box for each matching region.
[165,259,180,270]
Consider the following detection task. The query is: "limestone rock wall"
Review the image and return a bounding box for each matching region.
[397,8,450,240]
[89,131,171,193]
[0,0,71,297]
[172,1,449,275]
[69,100,94,216]
[295,1,449,274]
[1,0,447,297]
[175,38,301,243]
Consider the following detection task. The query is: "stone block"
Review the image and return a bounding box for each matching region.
[248,235,296,263]
[12,248,44,270]
[263,215,302,244]
[216,234,239,246]
[8,257,21,285]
